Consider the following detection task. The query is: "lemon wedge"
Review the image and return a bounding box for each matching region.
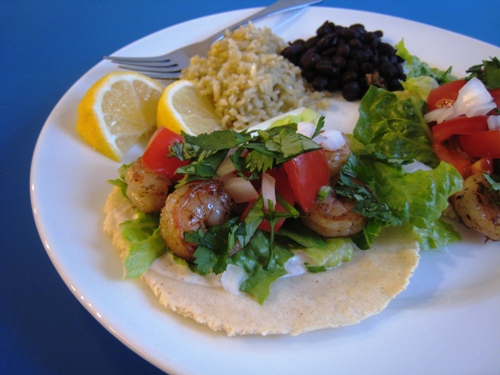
[76,72,164,161]
[157,80,222,135]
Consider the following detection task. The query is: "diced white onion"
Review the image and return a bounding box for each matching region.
[454,77,494,116]
[464,101,497,118]
[221,264,248,296]
[487,115,500,130]
[261,173,276,210]
[424,106,454,123]
[297,121,316,138]
[313,129,346,151]
[425,77,495,123]
[216,156,237,177]
[221,176,259,203]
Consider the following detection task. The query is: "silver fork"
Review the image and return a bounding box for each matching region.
[103,0,323,79]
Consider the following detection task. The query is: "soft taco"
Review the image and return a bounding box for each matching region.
[102,108,462,336]
[104,186,419,336]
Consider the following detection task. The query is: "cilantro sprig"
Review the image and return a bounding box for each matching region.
[170,118,325,186]
[466,57,500,89]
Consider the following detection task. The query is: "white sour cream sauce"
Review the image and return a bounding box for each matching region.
[149,251,313,296]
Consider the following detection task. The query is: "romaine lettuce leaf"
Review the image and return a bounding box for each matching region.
[354,85,439,167]
[120,212,167,278]
[277,221,353,273]
[349,159,463,250]
[395,39,456,84]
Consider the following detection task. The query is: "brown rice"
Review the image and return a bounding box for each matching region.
[181,23,328,131]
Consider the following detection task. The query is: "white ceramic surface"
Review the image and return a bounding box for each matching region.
[31,7,500,375]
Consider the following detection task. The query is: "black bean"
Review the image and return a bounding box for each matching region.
[340,28,360,39]
[312,75,329,91]
[331,55,346,68]
[369,53,380,68]
[301,70,316,82]
[348,38,363,49]
[379,60,395,80]
[379,54,390,63]
[336,43,350,57]
[349,23,366,35]
[341,71,358,85]
[345,59,359,73]
[395,63,405,79]
[304,36,319,49]
[300,52,321,70]
[291,39,306,47]
[349,49,370,62]
[281,44,304,62]
[361,62,375,74]
[378,42,395,56]
[316,60,340,78]
[281,20,406,99]
[316,33,337,52]
[322,47,337,57]
[342,81,362,101]
[327,78,341,91]
[317,21,335,37]
[388,79,404,91]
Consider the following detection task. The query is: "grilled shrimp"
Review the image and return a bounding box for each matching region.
[160,180,233,261]
[452,173,500,240]
[301,135,365,237]
[302,192,366,238]
[125,157,172,213]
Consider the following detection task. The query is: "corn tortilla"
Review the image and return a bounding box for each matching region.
[104,187,419,336]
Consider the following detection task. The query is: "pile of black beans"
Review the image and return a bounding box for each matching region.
[280,21,406,101]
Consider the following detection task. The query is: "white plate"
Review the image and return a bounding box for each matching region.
[30,7,500,375]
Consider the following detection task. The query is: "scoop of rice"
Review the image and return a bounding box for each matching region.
[181,23,328,131]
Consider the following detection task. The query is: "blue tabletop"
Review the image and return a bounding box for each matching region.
[1,1,499,374]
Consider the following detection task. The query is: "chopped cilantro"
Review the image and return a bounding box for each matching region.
[169,118,325,186]
[466,57,500,89]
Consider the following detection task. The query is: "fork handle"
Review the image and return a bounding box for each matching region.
[205,0,324,44]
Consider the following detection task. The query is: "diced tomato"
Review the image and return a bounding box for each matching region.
[432,142,472,178]
[431,115,489,143]
[470,157,494,175]
[283,149,330,212]
[489,88,500,108]
[427,79,467,112]
[142,127,189,179]
[268,167,295,206]
[459,130,500,158]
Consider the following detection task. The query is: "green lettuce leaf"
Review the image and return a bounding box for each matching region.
[120,212,168,278]
[395,39,456,84]
[350,160,463,250]
[353,85,439,167]
[277,221,353,273]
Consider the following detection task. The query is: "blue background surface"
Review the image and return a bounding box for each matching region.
[1,1,498,374]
